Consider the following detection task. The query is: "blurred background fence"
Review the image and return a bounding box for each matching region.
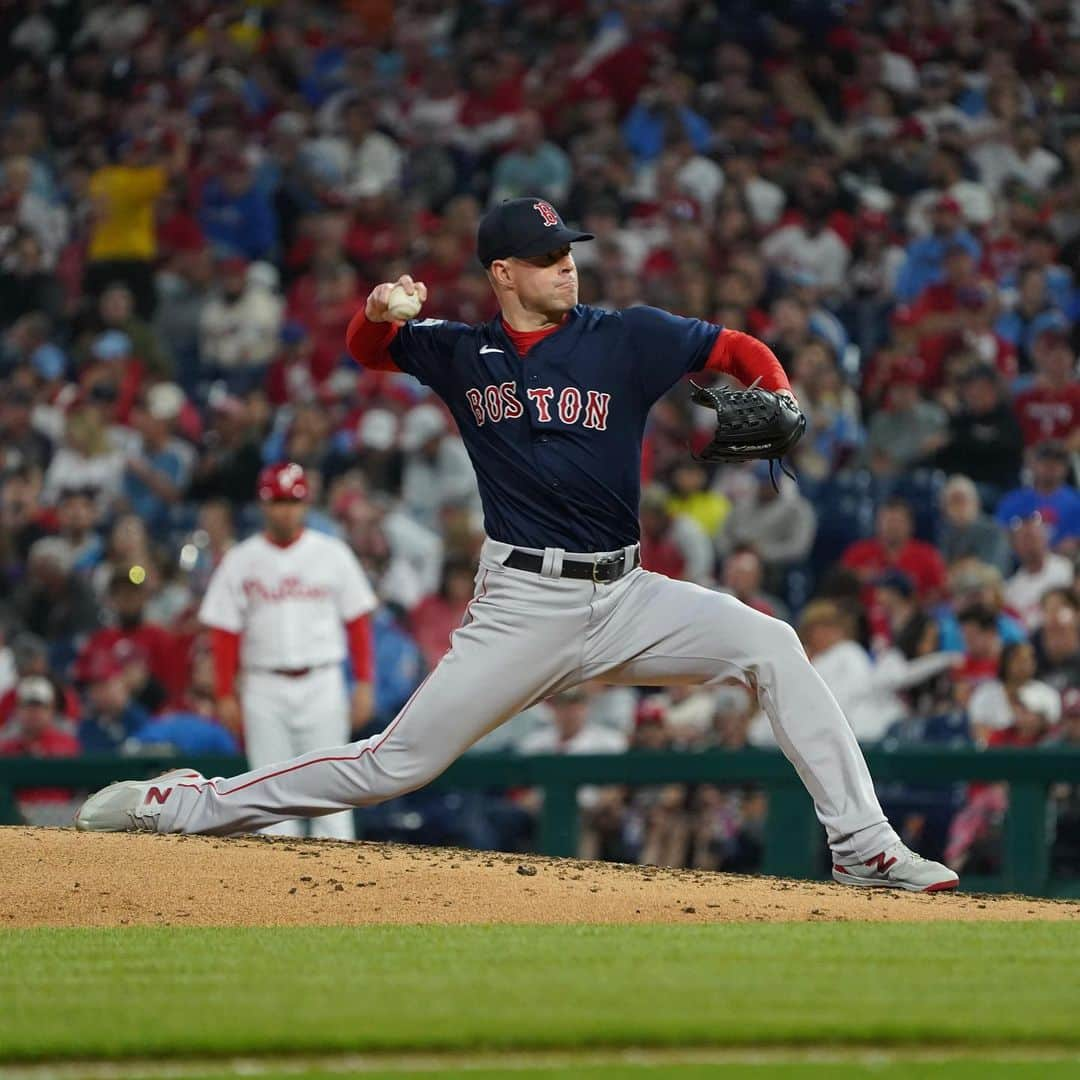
[5,747,1079,898]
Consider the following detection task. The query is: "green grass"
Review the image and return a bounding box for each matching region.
[1,924,1079,1062]
[108,1067,1080,1080]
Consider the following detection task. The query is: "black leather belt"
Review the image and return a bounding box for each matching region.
[264,663,334,678]
[504,548,640,583]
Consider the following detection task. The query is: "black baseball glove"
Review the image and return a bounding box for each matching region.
[689,380,806,477]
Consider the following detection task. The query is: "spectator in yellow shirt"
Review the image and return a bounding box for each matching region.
[85,135,178,318]
[665,460,732,540]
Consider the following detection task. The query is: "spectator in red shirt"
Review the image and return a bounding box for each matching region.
[287,260,362,365]
[945,678,1058,871]
[0,632,81,727]
[639,484,687,581]
[639,484,714,584]
[1014,327,1080,449]
[954,605,1005,708]
[0,675,80,824]
[410,228,470,306]
[457,55,522,154]
[75,568,182,699]
[155,179,204,266]
[842,498,948,600]
[910,243,1009,387]
[343,194,407,280]
[265,321,336,407]
[719,547,786,621]
[408,559,476,671]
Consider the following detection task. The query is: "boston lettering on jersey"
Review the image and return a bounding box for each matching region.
[466,382,610,430]
[347,304,789,552]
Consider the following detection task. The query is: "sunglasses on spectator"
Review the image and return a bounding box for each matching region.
[1008,512,1044,529]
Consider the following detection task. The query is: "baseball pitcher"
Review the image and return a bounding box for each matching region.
[77,198,957,891]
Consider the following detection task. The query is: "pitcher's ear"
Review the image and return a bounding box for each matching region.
[489,259,513,288]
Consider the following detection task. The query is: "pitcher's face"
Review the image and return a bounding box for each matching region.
[496,245,578,315]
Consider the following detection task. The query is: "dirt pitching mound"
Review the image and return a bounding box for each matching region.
[3,827,1077,926]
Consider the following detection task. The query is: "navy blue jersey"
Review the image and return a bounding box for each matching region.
[389,304,721,551]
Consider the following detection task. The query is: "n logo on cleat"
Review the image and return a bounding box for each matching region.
[145,786,172,805]
[864,852,897,874]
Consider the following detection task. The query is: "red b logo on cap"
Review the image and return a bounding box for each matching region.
[533,201,559,227]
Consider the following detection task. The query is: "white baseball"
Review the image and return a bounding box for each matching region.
[386,283,423,321]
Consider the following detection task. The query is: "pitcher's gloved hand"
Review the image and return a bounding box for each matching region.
[689,381,806,481]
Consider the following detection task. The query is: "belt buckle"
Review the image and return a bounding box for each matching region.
[592,554,622,583]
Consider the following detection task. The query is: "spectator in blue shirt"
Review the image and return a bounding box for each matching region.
[995,227,1076,314]
[490,112,573,207]
[622,75,711,166]
[994,272,1065,374]
[937,599,1027,655]
[198,155,277,262]
[124,709,241,756]
[895,195,981,303]
[121,383,193,538]
[370,605,425,726]
[54,487,105,578]
[996,442,1080,549]
[78,656,151,753]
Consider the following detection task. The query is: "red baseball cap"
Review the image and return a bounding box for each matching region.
[635,698,668,727]
[896,117,926,140]
[217,255,249,276]
[891,354,927,383]
[85,653,125,684]
[890,370,922,389]
[112,639,149,667]
[257,462,309,502]
[858,209,889,232]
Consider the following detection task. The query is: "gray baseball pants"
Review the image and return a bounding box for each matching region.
[158,539,899,860]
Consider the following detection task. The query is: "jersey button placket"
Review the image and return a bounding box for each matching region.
[525,358,545,443]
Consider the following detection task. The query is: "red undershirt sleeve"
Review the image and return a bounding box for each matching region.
[345,614,374,683]
[210,627,241,699]
[345,308,403,372]
[704,329,792,393]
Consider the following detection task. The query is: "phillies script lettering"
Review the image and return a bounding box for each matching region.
[243,577,331,603]
[465,382,610,430]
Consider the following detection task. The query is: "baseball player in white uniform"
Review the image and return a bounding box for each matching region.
[77,198,958,892]
[196,462,377,839]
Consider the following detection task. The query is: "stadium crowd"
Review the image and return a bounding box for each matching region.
[0,0,1078,874]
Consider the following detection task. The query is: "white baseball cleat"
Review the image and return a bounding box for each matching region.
[832,842,959,893]
[74,769,204,833]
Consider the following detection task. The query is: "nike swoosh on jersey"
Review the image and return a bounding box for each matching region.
[479,346,505,354]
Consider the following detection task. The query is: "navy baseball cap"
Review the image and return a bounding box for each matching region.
[477,197,594,267]
[875,569,915,597]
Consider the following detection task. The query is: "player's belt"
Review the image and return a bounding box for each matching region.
[262,662,337,678]
[504,548,640,584]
